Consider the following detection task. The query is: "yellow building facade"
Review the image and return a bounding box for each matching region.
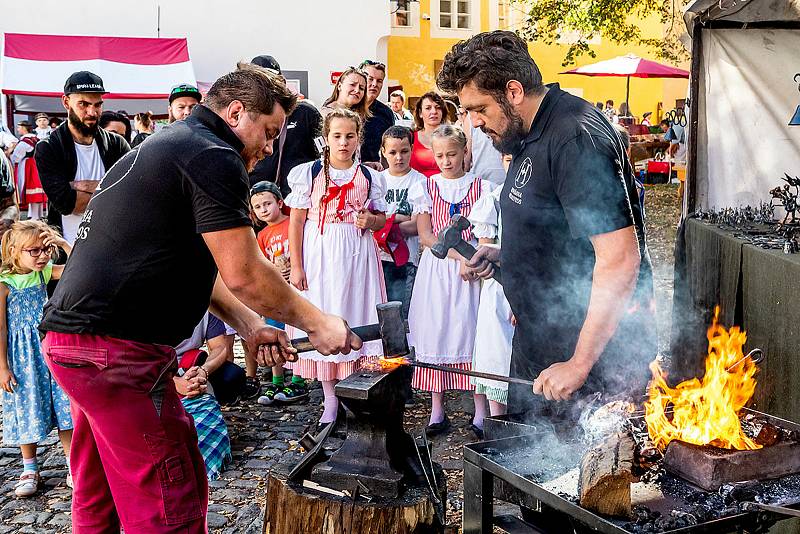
[386,0,688,121]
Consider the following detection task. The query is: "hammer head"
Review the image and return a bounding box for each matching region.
[376,301,409,357]
[430,214,472,259]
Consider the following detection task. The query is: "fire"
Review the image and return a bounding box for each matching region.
[360,356,409,372]
[645,307,760,451]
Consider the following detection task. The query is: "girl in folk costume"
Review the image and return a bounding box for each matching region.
[9,121,46,220]
[468,184,514,418]
[408,124,493,438]
[285,107,388,429]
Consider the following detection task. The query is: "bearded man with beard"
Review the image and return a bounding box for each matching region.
[35,71,130,244]
[437,32,656,424]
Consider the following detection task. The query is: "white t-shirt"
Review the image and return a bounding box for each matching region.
[468,116,506,185]
[380,167,427,265]
[63,141,105,244]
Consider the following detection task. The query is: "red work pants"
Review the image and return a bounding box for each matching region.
[43,332,208,534]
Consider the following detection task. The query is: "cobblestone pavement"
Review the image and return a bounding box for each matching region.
[0,378,477,533]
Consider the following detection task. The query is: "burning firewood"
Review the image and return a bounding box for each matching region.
[578,432,635,518]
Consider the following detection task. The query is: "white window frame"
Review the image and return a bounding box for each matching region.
[431,0,480,39]
[490,0,516,31]
[390,0,421,38]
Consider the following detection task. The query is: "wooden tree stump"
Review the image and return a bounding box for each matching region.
[263,472,445,534]
[578,432,635,519]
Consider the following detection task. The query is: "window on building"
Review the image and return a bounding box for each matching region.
[392,0,412,27]
[498,0,510,29]
[440,0,471,30]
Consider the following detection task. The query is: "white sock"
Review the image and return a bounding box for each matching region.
[320,380,340,423]
[472,393,488,429]
[429,392,445,425]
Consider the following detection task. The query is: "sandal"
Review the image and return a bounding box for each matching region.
[14,472,41,497]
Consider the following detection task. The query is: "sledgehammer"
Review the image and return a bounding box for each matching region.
[430,214,502,284]
[290,301,409,356]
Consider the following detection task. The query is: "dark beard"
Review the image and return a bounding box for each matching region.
[489,96,528,154]
[68,108,98,137]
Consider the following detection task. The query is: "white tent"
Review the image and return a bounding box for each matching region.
[682,0,800,213]
[1,33,197,128]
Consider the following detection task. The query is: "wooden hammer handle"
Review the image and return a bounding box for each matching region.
[290,324,382,354]
[411,361,534,387]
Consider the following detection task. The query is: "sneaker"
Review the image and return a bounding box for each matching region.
[242,377,261,399]
[66,472,73,489]
[14,472,41,497]
[257,383,280,406]
[274,382,309,404]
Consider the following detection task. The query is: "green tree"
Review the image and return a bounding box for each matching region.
[512,0,690,66]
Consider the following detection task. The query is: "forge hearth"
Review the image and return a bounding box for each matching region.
[663,436,800,491]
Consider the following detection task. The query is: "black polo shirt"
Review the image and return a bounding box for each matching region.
[500,84,656,407]
[362,100,395,163]
[249,101,322,196]
[40,105,252,346]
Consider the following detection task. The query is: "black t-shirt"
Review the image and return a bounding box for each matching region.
[249,101,321,197]
[500,84,656,405]
[40,105,252,346]
[361,100,395,163]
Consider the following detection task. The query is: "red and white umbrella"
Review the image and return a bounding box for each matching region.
[561,53,689,112]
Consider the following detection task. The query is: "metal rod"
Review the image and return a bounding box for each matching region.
[743,502,800,519]
[410,361,535,387]
[725,348,765,372]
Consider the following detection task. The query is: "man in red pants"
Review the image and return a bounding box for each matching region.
[40,63,361,533]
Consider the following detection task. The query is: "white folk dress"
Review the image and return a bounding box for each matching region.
[407,173,490,392]
[469,185,513,404]
[284,160,388,381]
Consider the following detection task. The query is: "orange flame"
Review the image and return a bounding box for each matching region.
[644,307,760,451]
[360,356,410,372]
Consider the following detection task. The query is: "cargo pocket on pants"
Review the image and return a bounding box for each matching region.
[48,346,108,369]
[143,433,203,525]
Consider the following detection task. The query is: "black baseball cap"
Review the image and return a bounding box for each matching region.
[250,55,281,75]
[169,83,202,104]
[250,181,283,201]
[64,71,107,95]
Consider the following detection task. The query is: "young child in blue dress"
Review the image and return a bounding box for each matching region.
[0,220,73,497]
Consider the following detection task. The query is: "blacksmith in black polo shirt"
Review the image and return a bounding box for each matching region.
[438,31,656,418]
[39,63,360,533]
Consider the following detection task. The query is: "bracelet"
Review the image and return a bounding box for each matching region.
[197,366,208,379]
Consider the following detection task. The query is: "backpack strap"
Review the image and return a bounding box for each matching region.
[359,164,372,197]
[311,159,322,178]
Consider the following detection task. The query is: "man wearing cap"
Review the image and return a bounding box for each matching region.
[35,71,130,244]
[248,55,322,196]
[34,113,53,140]
[168,83,202,123]
[359,60,395,170]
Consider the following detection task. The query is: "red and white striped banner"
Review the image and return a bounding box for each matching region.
[2,33,196,99]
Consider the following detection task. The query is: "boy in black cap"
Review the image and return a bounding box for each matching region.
[35,71,129,243]
[168,83,202,123]
[248,55,322,196]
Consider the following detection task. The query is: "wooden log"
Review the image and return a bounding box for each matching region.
[263,472,445,534]
[578,432,635,518]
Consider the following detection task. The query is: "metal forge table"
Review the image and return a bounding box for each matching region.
[463,411,800,534]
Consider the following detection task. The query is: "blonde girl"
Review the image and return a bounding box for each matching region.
[284,107,387,429]
[407,124,492,438]
[0,220,73,496]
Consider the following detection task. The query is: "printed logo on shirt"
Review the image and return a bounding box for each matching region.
[508,157,532,205]
[514,157,533,189]
[287,121,298,130]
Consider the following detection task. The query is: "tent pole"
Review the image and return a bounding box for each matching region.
[626,76,631,114]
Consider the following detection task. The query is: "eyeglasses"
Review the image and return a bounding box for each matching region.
[23,245,55,257]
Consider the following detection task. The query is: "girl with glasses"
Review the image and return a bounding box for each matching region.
[0,220,73,496]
